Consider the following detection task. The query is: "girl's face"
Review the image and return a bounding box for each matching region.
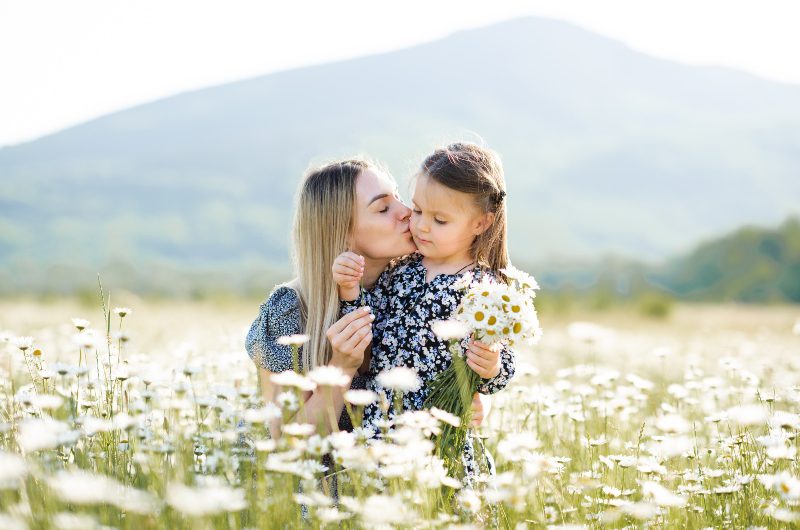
[410,174,492,262]
[350,168,416,260]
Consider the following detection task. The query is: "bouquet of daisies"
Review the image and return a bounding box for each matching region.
[424,265,542,479]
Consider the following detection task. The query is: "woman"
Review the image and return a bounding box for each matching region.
[245,158,489,439]
[245,158,416,438]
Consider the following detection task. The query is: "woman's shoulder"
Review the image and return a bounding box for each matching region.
[246,283,301,373]
[262,282,300,316]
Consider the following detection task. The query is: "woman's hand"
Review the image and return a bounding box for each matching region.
[325,306,374,373]
[332,251,364,301]
[465,338,501,379]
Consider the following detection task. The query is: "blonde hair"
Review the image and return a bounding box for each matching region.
[419,142,510,277]
[290,158,371,372]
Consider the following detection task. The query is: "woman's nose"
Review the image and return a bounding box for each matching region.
[397,203,411,222]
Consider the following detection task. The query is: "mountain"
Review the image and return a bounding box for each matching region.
[1,16,799,295]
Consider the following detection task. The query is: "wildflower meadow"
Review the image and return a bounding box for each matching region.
[1,294,799,529]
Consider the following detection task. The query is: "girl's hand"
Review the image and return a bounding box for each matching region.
[326,306,374,373]
[465,338,501,379]
[332,251,364,301]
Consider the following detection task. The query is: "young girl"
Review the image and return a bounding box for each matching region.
[333,142,516,486]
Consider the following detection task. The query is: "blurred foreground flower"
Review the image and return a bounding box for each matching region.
[377,366,421,392]
[71,318,90,331]
[277,334,310,346]
[48,470,158,514]
[0,451,27,488]
[270,371,316,391]
[431,320,470,341]
[344,389,378,406]
[308,365,351,387]
[166,481,245,516]
[12,336,33,351]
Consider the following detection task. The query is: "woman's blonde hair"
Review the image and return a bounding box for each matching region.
[419,142,510,277]
[290,158,371,372]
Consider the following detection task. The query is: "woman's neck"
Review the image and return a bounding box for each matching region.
[362,256,391,289]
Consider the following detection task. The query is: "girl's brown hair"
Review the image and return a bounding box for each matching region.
[419,142,509,277]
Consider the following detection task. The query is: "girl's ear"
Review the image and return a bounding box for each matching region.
[472,212,496,236]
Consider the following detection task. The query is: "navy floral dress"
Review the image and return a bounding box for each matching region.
[342,253,516,485]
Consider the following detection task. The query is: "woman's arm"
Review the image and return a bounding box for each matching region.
[248,298,374,439]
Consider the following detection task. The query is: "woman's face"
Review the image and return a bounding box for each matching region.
[349,168,416,260]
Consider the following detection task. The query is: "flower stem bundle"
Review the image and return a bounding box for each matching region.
[424,340,478,479]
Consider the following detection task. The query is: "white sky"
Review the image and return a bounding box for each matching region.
[2,0,799,148]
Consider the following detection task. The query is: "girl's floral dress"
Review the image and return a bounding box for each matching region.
[342,252,516,487]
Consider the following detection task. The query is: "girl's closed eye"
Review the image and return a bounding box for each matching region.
[412,206,445,224]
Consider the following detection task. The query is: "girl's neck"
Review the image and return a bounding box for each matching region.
[362,256,391,290]
[421,251,475,280]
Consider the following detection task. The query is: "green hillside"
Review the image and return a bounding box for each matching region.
[652,217,800,303]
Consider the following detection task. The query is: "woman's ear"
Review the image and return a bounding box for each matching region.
[472,212,496,236]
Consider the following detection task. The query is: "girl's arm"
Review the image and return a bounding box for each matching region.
[476,343,515,395]
[459,336,516,395]
[332,251,364,302]
[335,252,415,317]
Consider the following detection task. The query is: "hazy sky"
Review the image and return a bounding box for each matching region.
[2,0,799,147]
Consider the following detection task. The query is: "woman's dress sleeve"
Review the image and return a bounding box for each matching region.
[245,285,301,373]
